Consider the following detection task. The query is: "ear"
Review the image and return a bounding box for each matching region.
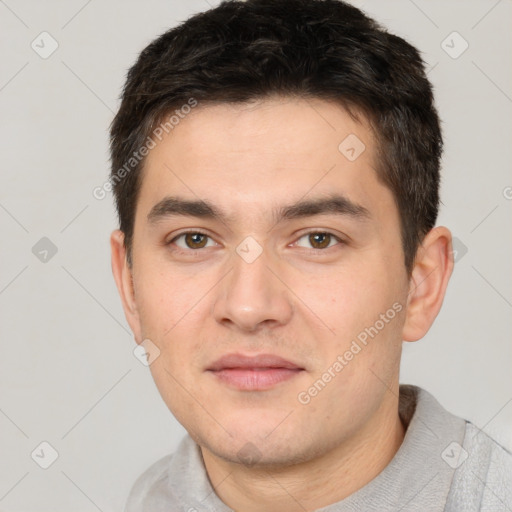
[402,226,454,342]
[110,229,142,343]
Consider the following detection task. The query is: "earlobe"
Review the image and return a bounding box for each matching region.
[402,226,454,342]
[110,230,142,342]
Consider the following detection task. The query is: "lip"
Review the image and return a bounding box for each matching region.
[206,353,305,391]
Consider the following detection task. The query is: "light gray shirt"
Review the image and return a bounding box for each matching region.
[125,385,512,511]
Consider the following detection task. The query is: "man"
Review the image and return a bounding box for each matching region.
[109,0,512,510]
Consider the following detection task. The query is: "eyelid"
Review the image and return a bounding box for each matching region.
[292,230,346,250]
[166,229,218,248]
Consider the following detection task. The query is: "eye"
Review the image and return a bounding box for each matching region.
[295,231,343,250]
[170,232,216,250]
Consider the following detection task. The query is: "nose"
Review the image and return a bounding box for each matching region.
[212,244,293,333]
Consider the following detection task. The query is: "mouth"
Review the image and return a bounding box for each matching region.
[206,353,305,391]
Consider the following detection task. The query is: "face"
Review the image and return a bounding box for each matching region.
[118,98,412,466]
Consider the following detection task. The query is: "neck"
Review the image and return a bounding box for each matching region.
[201,392,406,512]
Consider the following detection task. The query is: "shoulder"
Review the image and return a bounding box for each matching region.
[400,385,512,511]
[465,422,512,508]
[463,421,512,479]
[446,421,512,511]
[124,435,201,512]
[123,435,222,512]
[124,453,176,512]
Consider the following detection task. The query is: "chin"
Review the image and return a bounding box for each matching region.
[192,411,318,467]
[201,433,311,468]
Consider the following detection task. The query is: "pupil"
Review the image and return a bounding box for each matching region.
[186,233,206,248]
[310,233,330,249]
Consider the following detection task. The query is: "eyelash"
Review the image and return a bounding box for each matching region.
[166,230,345,252]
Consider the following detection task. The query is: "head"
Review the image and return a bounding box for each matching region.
[110,0,453,467]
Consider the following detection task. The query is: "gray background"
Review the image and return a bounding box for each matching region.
[0,0,510,510]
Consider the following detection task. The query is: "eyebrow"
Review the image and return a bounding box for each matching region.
[147,194,371,225]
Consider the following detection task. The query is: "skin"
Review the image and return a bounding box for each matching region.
[111,97,453,511]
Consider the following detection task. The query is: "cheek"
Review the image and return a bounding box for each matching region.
[297,260,406,358]
[294,267,382,329]
[135,261,210,335]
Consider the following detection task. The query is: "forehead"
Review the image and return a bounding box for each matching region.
[135,97,395,226]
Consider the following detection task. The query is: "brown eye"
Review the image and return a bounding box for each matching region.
[295,231,342,250]
[171,232,213,250]
[309,232,331,249]
[184,233,208,249]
